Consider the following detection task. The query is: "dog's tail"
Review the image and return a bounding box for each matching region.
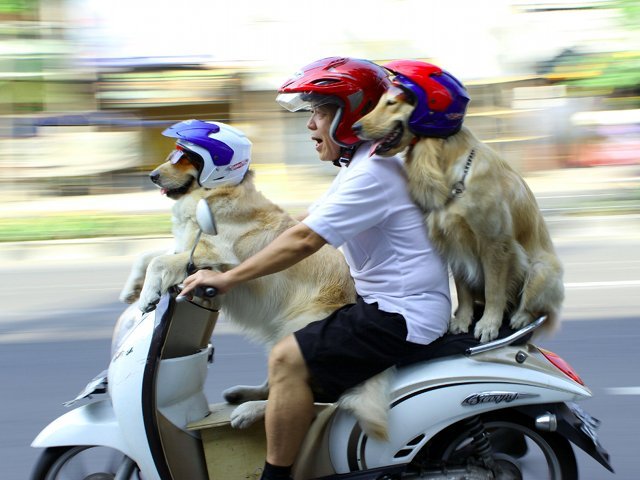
[337,368,392,441]
[516,252,565,336]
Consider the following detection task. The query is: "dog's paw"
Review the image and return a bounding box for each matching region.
[449,310,472,335]
[223,384,269,404]
[474,317,500,343]
[138,286,161,313]
[230,401,266,429]
[449,318,470,335]
[509,311,533,330]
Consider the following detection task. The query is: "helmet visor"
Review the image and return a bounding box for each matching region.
[276,92,340,112]
[166,148,185,164]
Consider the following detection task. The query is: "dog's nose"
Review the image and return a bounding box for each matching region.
[149,171,160,185]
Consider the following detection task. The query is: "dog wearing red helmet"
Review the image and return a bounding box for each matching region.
[355,60,564,343]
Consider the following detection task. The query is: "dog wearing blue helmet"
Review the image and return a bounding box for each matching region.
[354,60,564,344]
[150,119,252,197]
[120,120,397,441]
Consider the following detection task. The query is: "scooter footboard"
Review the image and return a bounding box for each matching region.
[516,402,614,473]
[188,403,267,480]
[31,399,127,451]
[187,403,338,480]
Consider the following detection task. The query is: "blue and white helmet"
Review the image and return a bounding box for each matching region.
[162,119,252,188]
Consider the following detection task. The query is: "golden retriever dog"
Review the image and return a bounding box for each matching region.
[355,87,564,343]
[119,151,392,439]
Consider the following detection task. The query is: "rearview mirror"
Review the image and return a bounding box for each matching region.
[196,199,217,236]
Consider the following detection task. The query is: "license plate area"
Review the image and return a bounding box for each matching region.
[567,402,602,447]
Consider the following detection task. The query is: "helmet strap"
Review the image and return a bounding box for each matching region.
[333,146,356,167]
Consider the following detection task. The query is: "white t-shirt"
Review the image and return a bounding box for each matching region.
[303,144,451,344]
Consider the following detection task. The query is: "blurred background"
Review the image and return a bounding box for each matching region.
[0,0,638,242]
[1,2,639,479]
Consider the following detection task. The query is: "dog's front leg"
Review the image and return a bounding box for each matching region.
[138,251,191,311]
[474,243,511,342]
[223,379,269,404]
[449,276,475,334]
[224,380,270,429]
[119,248,169,304]
[229,401,267,429]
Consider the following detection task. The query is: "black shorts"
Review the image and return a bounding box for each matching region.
[294,298,531,403]
[294,297,441,403]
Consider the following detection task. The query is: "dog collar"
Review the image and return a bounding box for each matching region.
[449,148,475,201]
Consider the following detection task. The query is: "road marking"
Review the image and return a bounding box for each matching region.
[606,387,640,396]
[565,280,640,289]
[0,320,241,344]
[538,193,619,199]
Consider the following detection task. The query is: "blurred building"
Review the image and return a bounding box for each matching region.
[0,0,638,200]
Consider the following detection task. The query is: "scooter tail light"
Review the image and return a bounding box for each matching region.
[538,347,585,385]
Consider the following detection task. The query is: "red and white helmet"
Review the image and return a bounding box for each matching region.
[276,57,391,147]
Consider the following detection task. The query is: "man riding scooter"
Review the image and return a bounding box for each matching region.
[179,56,458,480]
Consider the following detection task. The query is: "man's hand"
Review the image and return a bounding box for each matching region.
[178,270,235,300]
[178,222,326,301]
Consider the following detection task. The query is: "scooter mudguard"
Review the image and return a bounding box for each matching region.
[516,402,614,473]
[31,399,127,451]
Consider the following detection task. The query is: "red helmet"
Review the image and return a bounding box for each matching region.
[384,59,469,138]
[277,57,391,147]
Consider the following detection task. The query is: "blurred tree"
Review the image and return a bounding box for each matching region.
[0,0,37,15]
[614,0,640,27]
[547,0,640,103]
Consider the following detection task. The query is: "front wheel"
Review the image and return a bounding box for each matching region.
[31,446,141,480]
[418,411,578,479]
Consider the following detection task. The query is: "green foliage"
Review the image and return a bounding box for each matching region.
[569,52,640,90]
[0,0,38,14]
[0,213,172,242]
[547,1,640,100]
[612,0,640,28]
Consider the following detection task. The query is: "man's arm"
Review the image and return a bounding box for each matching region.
[179,222,326,297]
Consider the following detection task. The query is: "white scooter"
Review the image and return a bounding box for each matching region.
[31,200,613,480]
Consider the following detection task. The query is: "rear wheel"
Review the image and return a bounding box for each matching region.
[420,411,578,479]
[31,446,141,480]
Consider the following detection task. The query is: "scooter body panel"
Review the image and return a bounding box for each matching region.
[328,349,592,473]
[31,399,125,450]
[30,310,160,477]
[391,346,591,400]
[108,309,161,479]
[156,346,211,430]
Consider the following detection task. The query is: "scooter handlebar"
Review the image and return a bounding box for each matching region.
[202,286,218,298]
[175,285,218,303]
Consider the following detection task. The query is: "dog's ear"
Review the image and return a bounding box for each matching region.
[388,82,416,106]
[396,85,417,106]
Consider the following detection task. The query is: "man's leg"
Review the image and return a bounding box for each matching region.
[265,334,315,468]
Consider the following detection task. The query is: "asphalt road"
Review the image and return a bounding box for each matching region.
[4,321,637,480]
[1,222,638,479]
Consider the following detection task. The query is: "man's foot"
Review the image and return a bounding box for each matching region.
[260,461,293,480]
